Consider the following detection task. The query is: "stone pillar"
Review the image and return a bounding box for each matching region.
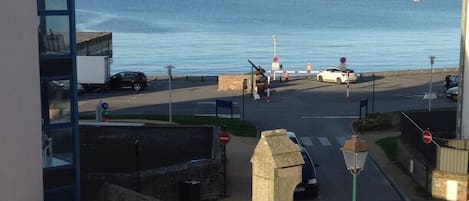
[250,129,304,201]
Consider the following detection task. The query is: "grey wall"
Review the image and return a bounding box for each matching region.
[0,0,44,200]
[80,125,223,201]
[80,125,216,172]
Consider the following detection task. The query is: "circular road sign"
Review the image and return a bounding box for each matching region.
[219,132,230,145]
[340,57,347,64]
[273,56,279,63]
[422,130,432,144]
[101,102,109,109]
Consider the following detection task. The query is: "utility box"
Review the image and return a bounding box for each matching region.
[250,129,304,201]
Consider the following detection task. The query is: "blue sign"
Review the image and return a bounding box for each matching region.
[101,102,109,109]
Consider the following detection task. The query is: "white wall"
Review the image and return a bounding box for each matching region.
[0,0,43,200]
[462,0,469,139]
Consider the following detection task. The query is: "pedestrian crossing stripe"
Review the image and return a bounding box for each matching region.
[298,136,351,147]
[317,137,332,146]
[300,137,313,146]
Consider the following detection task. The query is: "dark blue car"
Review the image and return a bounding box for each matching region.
[295,147,319,197]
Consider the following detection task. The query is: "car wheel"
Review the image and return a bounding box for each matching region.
[318,76,323,82]
[336,78,342,84]
[132,83,143,91]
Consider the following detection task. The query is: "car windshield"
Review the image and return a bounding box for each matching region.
[289,136,299,144]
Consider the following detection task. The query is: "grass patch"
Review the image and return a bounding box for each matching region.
[376,136,399,162]
[80,114,257,137]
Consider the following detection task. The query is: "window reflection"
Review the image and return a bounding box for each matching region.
[39,16,70,55]
[42,128,73,168]
[38,0,68,11]
[47,80,71,124]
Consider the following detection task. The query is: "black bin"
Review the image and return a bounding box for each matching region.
[179,180,201,201]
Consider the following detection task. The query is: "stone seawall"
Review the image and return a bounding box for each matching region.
[356,67,458,77]
[147,67,459,79]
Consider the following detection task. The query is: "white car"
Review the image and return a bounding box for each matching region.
[446,86,459,101]
[317,68,357,84]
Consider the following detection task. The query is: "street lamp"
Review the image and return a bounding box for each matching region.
[164,65,175,123]
[341,135,368,201]
[427,56,436,112]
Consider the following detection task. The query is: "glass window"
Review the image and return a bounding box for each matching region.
[39,16,70,55]
[42,127,74,168]
[47,80,71,124]
[38,0,68,11]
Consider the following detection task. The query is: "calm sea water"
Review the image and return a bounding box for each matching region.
[76,0,462,75]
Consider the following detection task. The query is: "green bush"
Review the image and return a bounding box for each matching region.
[353,112,394,132]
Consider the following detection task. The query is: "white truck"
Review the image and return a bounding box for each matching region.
[77,56,111,91]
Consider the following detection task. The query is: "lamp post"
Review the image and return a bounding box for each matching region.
[428,56,436,112]
[341,135,368,201]
[272,34,278,56]
[164,65,175,123]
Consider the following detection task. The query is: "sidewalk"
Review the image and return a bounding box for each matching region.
[223,131,435,201]
[223,136,257,201]
[360,131,436,201]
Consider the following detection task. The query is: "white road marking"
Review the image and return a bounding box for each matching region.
[318,137,332,146]
[300,137,314,146]
[301,115,359,119]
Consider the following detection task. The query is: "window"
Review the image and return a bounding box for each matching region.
[39,16,71,55]
[47,80,71,124]
[38,0,68,11]
[42,127,74,168]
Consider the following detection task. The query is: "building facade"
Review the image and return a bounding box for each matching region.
[0,0,80,200]
[37,0,80,200]
[0,0,44,200]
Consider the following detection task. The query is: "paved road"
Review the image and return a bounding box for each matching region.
[78,72,457,201]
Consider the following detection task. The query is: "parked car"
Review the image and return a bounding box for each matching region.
[443,74,460,91]
[446,86,459,101]
[48,80,85,98]
[110,71,150,91]
[317,67,357,84]
[295,147,319,197]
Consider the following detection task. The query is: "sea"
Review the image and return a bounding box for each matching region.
[76,0,462,75]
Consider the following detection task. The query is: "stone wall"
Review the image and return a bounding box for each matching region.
[432,170,469,201]
[80,125,216,172]
[84,159,222,201]
[218,74,258,92]
[97,183,162,201]
[81,125,223,201]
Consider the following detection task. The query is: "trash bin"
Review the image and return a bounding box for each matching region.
[179,180,201,201]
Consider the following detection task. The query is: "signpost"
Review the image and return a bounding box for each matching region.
[272,35,280,71]
[422,130,432,144]
[219,131,231,198]
[421,129,432,194]
[340,57,347,71]
[165,65,175,123]
[359,98,368,119]
[219,132,231,144]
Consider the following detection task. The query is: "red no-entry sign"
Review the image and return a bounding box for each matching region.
[422,130,432,144]
[219,132,230,144]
